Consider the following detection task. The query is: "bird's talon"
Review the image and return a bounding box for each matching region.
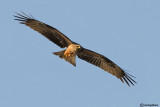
[65,52,71,57]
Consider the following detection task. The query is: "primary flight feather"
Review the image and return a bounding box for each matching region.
[14,12,136,86]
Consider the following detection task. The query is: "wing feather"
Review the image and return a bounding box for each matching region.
[77,48,136,86]
[14,12,72,48]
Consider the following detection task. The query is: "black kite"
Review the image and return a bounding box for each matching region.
[14,12,136,86]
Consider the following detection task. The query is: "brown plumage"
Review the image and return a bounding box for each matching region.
[14,12,72,48]
[14,12,136,86]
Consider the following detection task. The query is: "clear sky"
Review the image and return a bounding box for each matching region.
[0,0,160,107]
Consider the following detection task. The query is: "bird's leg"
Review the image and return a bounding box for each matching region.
[64,52,70,57]
[64,50,72,57]
[64,46,76,58]
[64,51,75,58]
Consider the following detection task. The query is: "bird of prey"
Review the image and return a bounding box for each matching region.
[14,12,136,86]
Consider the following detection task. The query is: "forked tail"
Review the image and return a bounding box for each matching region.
[53,50,76,66]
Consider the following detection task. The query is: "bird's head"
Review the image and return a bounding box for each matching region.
[73,44,82,52]
[76,44,81,49]
[70,43,82,52]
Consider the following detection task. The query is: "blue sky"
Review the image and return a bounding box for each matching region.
[0,0,160,107]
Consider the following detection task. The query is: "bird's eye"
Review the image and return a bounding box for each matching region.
[77,45,80,48]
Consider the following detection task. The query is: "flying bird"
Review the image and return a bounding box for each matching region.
[14,12,136,86]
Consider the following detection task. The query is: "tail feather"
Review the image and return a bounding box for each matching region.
[53,50,65,59]
[53,50,76,66]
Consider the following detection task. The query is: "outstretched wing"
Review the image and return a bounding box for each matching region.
[14,12,72,48]
[77,48,136,86]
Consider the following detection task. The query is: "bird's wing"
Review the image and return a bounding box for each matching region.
[77,48,136,86]
[14,12,72,48]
